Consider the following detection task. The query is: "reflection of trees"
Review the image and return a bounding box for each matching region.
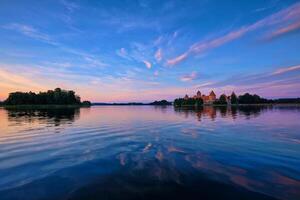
[174,106,269,121]
[174,106,216,121]
[153,105,169,114]
[5,108,80,127]
[237,106,268,119]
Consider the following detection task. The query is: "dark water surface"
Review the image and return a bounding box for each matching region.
[0,106,299,200]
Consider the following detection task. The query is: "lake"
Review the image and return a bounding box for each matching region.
[0,106,299,200]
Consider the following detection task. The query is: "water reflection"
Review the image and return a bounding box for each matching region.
[0,106,299,200]
[4,107,81,127]
[174,105,272,121]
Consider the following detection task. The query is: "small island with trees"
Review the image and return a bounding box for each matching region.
[174,90,300,107]
[0,88,91,108]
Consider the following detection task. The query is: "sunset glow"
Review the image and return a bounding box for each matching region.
[0,0,299,102]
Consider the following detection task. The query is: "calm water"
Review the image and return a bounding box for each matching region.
[0,106,299,200]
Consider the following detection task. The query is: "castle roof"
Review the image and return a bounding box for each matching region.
[209,90,216,96]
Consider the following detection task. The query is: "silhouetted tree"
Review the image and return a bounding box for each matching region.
[81,101,92,106]
[214,94,227,105]
[150,100,172,105]
[273,98,300,104]
[231,92,238,104]
[219,94,227,104]
[238,93,270,104]
[173,98,203,107]
[4,88,84,105]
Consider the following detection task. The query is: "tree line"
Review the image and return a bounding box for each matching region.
[174,98,203,107]
[174,92,280,107]
[3,88,91,106]
[149,100,172,105]
[214,92,271,105]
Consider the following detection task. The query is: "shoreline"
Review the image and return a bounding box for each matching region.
[0,105,90,109]
[1,103,299,109]
[174,103,300,108]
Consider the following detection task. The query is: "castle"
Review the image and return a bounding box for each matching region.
[184,90,226,104]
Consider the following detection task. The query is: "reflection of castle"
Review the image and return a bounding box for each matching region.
[184,91,217,104]
[174,105,266,121]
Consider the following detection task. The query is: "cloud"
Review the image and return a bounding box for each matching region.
[117,48,125,57]
[266,21,300,40]
[271,65,300,75]
[202,64,300,98]
[3,23,107,67]
[180,71,199,82]
[155,48,162,62]
[167,52,189,65]
[195,82,214,88]
[0,68,47,93]
[61,0,79,12]
[252,0,280,13]
[83,56,107,67]
[167,2,300,66]
[43,61,72,68]
[143,60,152,69]
[3,23,57,45]
[116,48,129,59]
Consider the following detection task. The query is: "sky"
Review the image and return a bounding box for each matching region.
[0,0,300,102]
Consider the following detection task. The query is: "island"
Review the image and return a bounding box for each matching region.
[174,90,300,107]
[149,100,172,106]
[1,88,91,108]
[92,100,172,106]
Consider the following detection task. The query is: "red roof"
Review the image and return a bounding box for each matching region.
[209,90,216,96]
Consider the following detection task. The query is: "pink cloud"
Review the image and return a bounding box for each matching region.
[267,21,300,40]
[167,52,189,66]
[143,60,152,69]
[154,48,162,62]
[180,71,198,82]
[271,65,300,75]
[167,2,300,66]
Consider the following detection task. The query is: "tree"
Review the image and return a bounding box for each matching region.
[231,92,238,104]
[173,97,203,107]
[214,94,227,105]
[195,98,203,107]
[219,94,227,104]
[150,100,172,105]
[4,88,85,105]
[81,101,92,106]
[238,93,269,104]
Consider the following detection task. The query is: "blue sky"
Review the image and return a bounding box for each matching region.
[0,0,300,102]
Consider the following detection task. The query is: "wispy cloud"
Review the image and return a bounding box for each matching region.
[3,23,57,45]
[0,67,47,92]
[143,60,152,69]
[3,23,107,67]
[116,48,131,60]
[61,0,79,12]
[167,2,300,66]
[195,82,214,88]
[272,64,300,75]
[180,71,199,82]
[203,64,300,98]
[155,48,162,62]
[266,21,300,40]
[252,0,280,13]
